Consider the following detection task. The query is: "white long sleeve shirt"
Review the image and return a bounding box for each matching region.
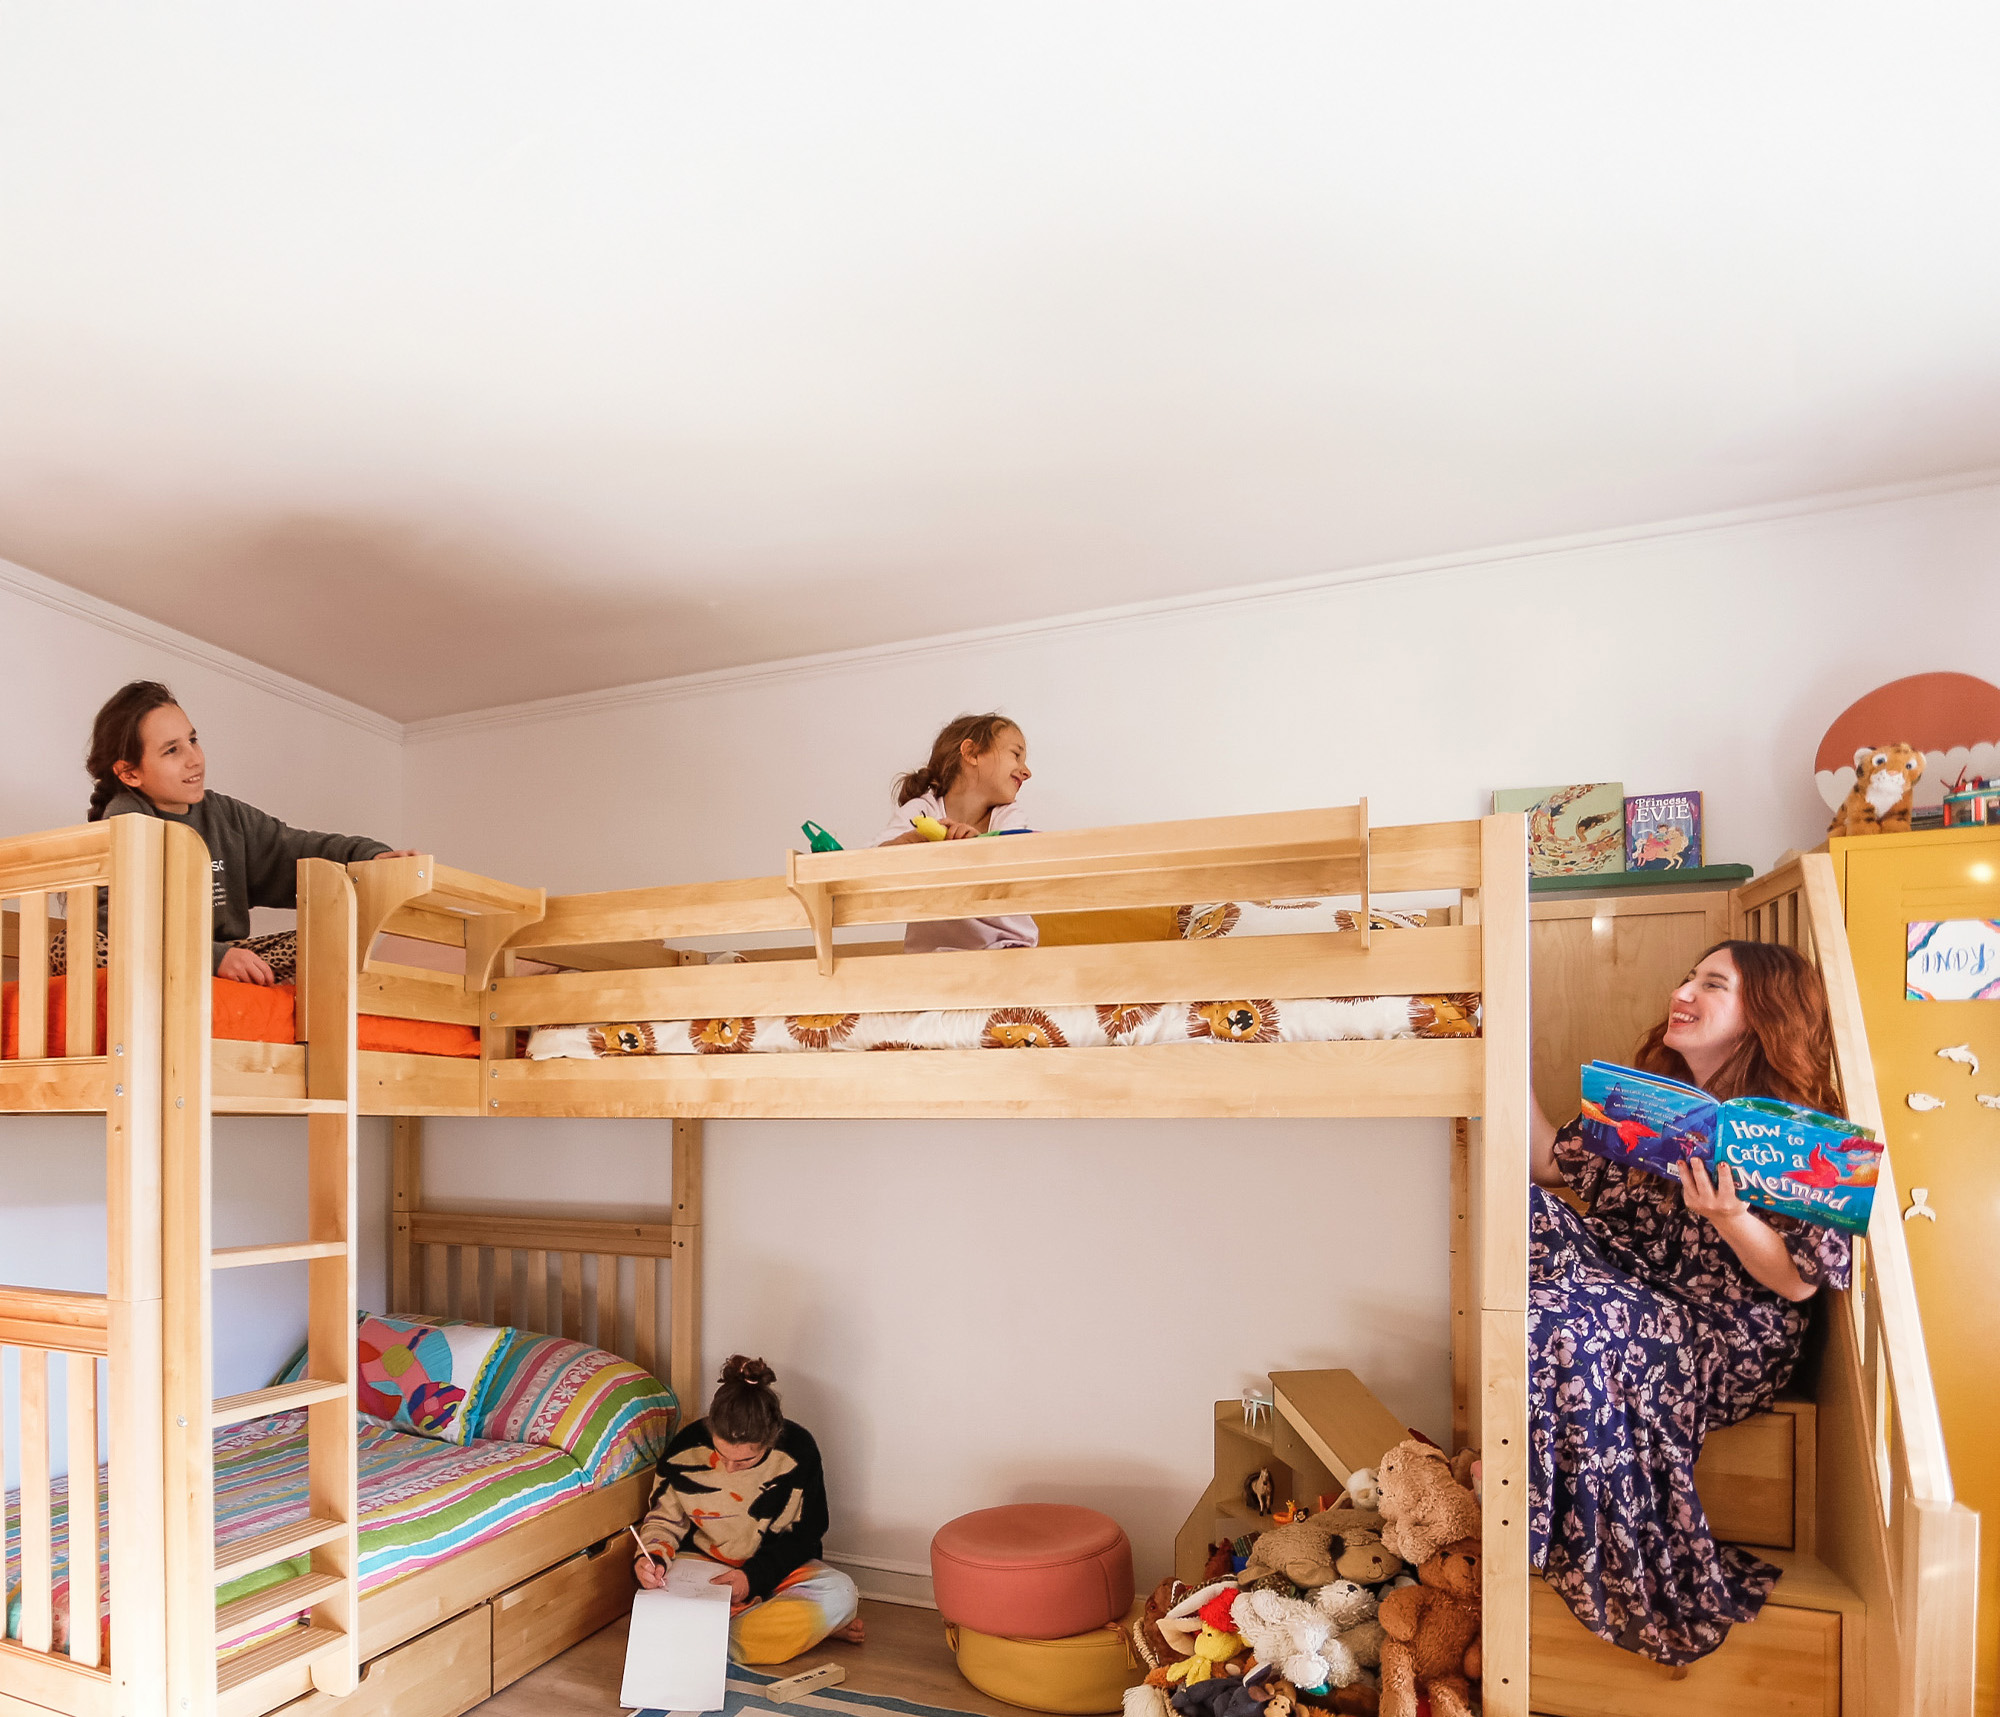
[874,793,1040,953]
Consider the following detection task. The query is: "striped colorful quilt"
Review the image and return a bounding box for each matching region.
[8,1329,677,1666]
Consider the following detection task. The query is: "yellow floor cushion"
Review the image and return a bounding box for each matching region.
[945,1598,1144,1715]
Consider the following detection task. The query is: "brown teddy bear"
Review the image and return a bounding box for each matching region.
[1238,1509,1394,1589]
[1135,1577,1193,1670]
[1829,743,1925,836]
[1374,1440,1480,1569]
[1376,1538,1481,1717]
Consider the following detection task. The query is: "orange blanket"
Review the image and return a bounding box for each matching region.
[3,971,481,1060]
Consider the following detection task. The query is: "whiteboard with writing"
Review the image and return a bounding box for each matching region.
[1907,919,2000,1002]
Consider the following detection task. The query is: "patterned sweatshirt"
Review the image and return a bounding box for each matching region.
[636,1419,829,1601]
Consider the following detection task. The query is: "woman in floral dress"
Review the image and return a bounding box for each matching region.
[1528,939,1851,1664]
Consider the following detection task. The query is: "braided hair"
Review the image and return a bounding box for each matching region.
[85,681,181,821]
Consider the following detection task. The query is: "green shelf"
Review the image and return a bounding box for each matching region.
[1529,863,1753,896]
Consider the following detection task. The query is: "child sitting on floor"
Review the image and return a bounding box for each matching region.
[875,712,1038,953]
[634,1356,864,1663]
[65,680,414,984]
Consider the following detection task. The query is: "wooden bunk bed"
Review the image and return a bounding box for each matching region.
[0,811,1973,1717]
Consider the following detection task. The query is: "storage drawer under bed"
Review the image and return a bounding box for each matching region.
[267,1604,491,1717]
[492,1528,638,1691]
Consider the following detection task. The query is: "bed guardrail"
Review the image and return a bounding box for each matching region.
[1736,855,1979,1713]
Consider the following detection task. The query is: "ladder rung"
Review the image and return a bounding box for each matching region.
[211,1379,349,1428]
[212,1096,350,1116]
[215,1517,349,1585]
[215,1622,348,1697]
[215,1570,347,1643]
[211,1241,348,1270]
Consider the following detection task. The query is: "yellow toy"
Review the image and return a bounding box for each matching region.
[911,814,950,841]
[1163,1625,1247,1687]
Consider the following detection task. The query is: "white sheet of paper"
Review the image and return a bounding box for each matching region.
[620,1563,733,1714]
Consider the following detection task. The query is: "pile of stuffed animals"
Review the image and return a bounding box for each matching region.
[1125,1439,1484,1717]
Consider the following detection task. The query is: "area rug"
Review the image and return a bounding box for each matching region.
[632,1665,989,1717]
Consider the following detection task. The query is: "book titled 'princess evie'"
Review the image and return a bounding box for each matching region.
[1577,1060,1881,1233]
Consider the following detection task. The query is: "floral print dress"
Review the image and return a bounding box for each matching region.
[1528,1118,1851,1664]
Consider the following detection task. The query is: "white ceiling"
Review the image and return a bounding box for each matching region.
[4,5,1999,721]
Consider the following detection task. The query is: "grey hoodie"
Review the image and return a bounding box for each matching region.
[100,789,391,972]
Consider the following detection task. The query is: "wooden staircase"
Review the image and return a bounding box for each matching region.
[1177,1370,1861,1716]
[161,848,363,1717]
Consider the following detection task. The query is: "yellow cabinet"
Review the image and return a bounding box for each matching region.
[1832,826,2000,1707]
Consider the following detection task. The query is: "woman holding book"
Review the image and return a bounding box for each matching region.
[1526,941,1850,1666]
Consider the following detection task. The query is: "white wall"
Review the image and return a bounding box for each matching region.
[0,566,403,1480]
[400,480,2000,1586]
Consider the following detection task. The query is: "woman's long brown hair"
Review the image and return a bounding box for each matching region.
[893,713,1019,806]
[1633,939,1844,1116]
[85,681,181,821]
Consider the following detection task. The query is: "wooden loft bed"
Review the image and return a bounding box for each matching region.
[0,806,1535,1717]
[2,807,1969,1716]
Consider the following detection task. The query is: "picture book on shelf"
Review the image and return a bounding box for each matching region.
[1576,1060,1881,1233]
[1624,791,1703,871]
[1491,782,1625,876]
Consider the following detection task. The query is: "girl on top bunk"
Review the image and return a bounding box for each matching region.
[64,680,414,985]
[1527,940,1850,1666]
[633,1355,864,1664]
[875,712,1037,953]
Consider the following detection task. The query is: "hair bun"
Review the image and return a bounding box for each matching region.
[721,1354,775,1389]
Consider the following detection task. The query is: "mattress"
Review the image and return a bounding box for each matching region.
[2,970,481,1059]
[525,901,1479,1059]
[6,1327,676,1665]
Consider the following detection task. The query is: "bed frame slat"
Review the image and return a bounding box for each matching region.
[492,1249,514,1327]
[424,1245,447,1321]
[18,1344,54,1651]
[67,1352,102,1666]
[561,1253,583,1340]
[635,1257,659,1380]
[17,892,49,1059]
[65,887,98,1057]
[525,1249,549,1336]
[594,1254,617,1356]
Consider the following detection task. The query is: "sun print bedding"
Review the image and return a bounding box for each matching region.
[526,902,1474,1059]
[530,993,1478,1059]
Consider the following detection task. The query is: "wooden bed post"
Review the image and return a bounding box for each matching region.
[392,1116,422,1315]
[1449,1117,1472,1454]
[671,1117,704,1418]
[107,814,170,1717]
[1475,813,1531,1717]
[161,822,218,1717]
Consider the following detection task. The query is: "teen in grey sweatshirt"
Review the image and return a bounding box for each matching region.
[87,681,403,977]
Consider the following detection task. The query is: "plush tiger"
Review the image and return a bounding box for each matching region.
[1829,743,1925,836]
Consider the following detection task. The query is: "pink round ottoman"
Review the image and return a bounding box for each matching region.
[930,1504,1134,1638]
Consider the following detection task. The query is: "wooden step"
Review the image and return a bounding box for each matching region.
[216,1623,348,1712]
[1696,1401,1815,1552]
[215,1517,350,1585]
[212,1095,351,1116]
[211,1241,348,1270]
[214,1571,348,1643]
[1530,1551,1856,1717]
[211,1379,348,1428]
[1269,1368,1408,1484]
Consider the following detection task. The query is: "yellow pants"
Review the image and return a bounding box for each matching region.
[674,1557,861,1667]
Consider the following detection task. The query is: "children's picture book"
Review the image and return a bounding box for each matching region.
[1491,783,1626,876]
[1577,1060,1881,1233]
[1624,791,1703,871]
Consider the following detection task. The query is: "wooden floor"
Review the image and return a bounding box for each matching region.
[478,1600,1043,1717]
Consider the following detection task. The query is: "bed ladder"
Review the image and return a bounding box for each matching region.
[161,842,362,1717]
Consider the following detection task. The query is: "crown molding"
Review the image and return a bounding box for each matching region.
[404,463,2000,742]
[0,557,405,743]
